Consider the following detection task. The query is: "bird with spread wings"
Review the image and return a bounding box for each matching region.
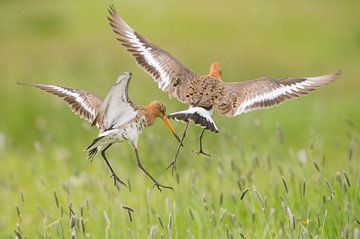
[107,5,341,173]
[21,72,181,190]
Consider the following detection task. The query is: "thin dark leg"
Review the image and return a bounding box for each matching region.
[134,147,172,191]
[101,144,127,187]
[194,128,211,157]
[166,122,189,175]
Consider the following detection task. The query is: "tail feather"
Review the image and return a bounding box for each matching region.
[85,129,119,159]
[86,136,104,151]
[86,136,105,160]
[88,148,99,160]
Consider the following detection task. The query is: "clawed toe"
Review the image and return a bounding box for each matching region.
[111,174,127,187]
[153,182,173,192]
[193,150,211,157]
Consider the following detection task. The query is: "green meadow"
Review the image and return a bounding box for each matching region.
[0,0,359,238]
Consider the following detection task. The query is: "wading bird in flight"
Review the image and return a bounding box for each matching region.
[21,72,181,190]
[108,5,341,172]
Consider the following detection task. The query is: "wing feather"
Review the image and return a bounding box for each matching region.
[108,5,197,102]
[20,83,103,127]
[216,71,341,117]
[94,72,138,130]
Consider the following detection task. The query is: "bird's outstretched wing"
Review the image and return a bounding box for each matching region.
[108,5,197,103]
[19,83,103,127]
[216,71,341,117]
[93,72,138,130]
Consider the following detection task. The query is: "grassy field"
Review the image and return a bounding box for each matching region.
[1,0,359,238]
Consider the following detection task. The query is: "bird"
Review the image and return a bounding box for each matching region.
[107,5,341,172]
[20,72,182,190]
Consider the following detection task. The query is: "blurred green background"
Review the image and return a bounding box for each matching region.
[0,0,359,238]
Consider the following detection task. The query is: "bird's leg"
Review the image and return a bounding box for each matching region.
[193,128,211,157]
[166,122,189,175]
[101,144,127,187]
[133,147,172,191]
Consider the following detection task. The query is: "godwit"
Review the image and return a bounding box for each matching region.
[108,6,341,171]
[20,72,181,190]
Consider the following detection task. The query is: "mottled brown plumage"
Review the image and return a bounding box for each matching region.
[108,6,340,121]
[108,5,341,166]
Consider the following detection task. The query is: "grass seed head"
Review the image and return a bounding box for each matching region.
[324,178,335,200]
[226,224,233,239]
[336,171,342,186]
[168,213,173,237]
[219,192,223,206]
[282,177,288,194]
[348,144,353,162]
[19,191,24,203]
[53,191,59,208]
[188,208,195,221]
[230,214,236,227]
[218,208,226,223]
[16,205,22,221]
[157,215,164,229]
[81,218,86,234]
[302,181,306,198]
[313,161,321,173]
[343,171,351,187]
[253,186,266,211]
[176,173,180,184]
[240,188,249,200]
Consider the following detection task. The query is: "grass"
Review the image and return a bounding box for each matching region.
[0,0,359,238]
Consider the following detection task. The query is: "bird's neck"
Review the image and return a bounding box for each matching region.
[208,71,222,80]
[144,105,157,127]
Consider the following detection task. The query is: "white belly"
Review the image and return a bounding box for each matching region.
[102,122,143,145]
[87,119,145,151]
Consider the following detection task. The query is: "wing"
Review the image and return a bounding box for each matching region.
[20,83,103,127]
[108,5,197,103]
[94,72,138,130]
[216,71,341,117]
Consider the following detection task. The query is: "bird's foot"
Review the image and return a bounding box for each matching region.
[110,173,127,188]
[193,149,211,157]
[152,181,173,192]
[166,160,177,176]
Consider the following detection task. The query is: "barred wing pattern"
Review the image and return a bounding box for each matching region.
[108,5,197,102]
[21,83,103,127]
[217,71,341,117]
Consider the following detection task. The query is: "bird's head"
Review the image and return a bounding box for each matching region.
[209,63,222,79]
[146,101,182,144]
[148,101,167,118]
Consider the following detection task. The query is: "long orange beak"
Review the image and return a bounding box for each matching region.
[162,116,183,146]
